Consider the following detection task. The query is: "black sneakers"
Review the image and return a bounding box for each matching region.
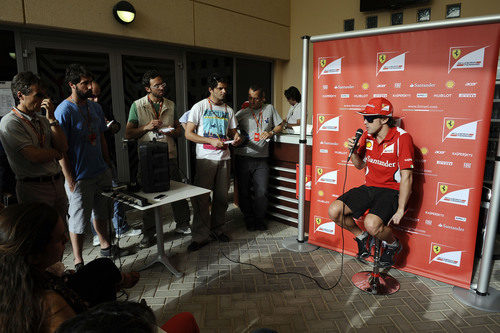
[379,239,402,268]
[100,245,130,258]
[355,234,372,259]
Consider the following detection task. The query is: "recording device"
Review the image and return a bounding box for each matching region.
[139,141,170,193]
[347,128,364,162]
[40,106,47,116]
[110,190,150,207]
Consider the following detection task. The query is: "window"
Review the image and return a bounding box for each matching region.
[391,12,403,25]
[366,16,378,29]
[417,8,431,22]
[344,19,354,32]
[446,4,461,19]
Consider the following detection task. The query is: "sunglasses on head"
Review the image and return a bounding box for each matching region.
[363,115,385,123]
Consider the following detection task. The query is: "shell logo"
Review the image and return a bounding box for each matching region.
[362,82,369,90]
[366,141,373,149]
[446,80,455,89]
[420,147,428,155]
[318,190,324,196]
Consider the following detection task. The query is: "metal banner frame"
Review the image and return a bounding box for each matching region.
[293,14,500,311]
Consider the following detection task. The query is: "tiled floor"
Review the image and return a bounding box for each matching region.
[62,201,500,332]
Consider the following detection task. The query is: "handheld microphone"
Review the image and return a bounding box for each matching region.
[347,128,363,162]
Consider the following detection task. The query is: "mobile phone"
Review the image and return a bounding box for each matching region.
[154,194,166,200]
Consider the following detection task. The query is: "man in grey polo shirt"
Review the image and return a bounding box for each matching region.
[0,71,68,218]
[234,85,283,231]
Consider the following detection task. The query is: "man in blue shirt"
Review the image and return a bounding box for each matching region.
[55,64,118,269]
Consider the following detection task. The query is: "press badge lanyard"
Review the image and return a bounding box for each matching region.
[147,95,163,120]
[12,107,45,147]
[70,98,96,144]
[252,108,263,141]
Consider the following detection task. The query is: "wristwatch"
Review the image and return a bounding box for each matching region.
[49,120,60,127]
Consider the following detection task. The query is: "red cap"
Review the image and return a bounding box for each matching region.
[357,97,393,117]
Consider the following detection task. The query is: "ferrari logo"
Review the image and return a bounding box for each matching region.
[452,49,461,59]
[378,54,387,64]
[446,120,455,130]
[433,245,441,254]
[319,115,325,123]
[320,59,326,67]
[440,185,448,194]
[316,217,322,225]
[317,168,323,175]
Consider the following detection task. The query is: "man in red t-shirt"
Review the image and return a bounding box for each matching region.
[328,97,414,267]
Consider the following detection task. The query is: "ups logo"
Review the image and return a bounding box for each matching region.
[378,54,387,64]
[446,120,455,130]
[316,217,322,225]
[440,184,448,194]
[319,115,325,123]
[433,245,441,254]
[320,59,327,67]
[452,49,461,60]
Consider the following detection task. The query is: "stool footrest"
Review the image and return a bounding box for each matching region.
[351,271,400,295]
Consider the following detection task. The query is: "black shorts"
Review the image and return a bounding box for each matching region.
[337,185,399,225]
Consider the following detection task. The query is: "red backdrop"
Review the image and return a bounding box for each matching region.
[308,23,500,288]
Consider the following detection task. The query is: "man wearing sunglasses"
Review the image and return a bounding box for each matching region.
[0,71,68,219]
[328,97,414,268]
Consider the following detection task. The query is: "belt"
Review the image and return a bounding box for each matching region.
[20,173,62,183]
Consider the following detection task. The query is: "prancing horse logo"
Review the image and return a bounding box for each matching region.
[433,245,441,254]
[320,59,327,67]
[446,120,455,130]
[378,54,387,64]
[452,49,461,60]
[440,184,448,194]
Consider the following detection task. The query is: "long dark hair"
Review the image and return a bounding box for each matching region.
[0,203,60,332]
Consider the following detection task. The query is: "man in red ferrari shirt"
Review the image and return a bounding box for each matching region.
[328,97,414,268]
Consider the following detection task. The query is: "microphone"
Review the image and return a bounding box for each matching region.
[347,128,364,162]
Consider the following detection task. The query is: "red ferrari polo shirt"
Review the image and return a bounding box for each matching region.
[357,126,414,191]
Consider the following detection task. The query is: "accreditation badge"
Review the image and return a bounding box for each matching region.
[254,133,260,142]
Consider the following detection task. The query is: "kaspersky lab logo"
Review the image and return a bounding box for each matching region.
[317,114,340,133]
[376,51,408,76]
[318,57,343,78]
[429,242,462,267]
[313,216,336,235]
[315,166,338,185]
[448,45,488,73]
[436,182,471,206]
[442,118,479,142]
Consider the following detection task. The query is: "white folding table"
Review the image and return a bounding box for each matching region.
[104,181,210,277]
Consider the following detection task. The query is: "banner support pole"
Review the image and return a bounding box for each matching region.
[283,35,318,253]
[453,132,500,312]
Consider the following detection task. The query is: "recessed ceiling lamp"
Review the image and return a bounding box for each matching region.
[113,1,136,25]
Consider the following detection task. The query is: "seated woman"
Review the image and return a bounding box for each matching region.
[0,203,139,332]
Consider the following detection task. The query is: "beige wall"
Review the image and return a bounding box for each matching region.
[276,0,500,121]
[0,0,290,60]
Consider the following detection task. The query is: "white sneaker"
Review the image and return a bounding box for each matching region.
[175,226,192,235]
[116,228,142,239]
[92,235,99,246]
